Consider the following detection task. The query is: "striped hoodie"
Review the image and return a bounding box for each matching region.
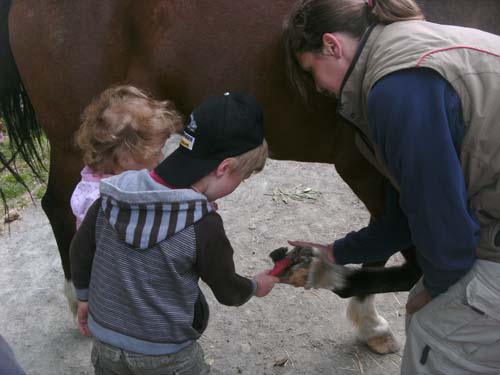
[70,169,255,355]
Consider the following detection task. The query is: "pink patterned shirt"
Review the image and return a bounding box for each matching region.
[70,166,112,229]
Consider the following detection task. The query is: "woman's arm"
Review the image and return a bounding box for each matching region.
[366,68,479,297]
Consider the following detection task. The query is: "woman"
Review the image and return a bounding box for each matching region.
[283,0,500,373]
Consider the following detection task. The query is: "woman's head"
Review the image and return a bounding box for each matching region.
[283,0,424,98]
[75,85,183,175]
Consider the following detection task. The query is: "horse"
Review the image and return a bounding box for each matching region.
[2,0,499,354]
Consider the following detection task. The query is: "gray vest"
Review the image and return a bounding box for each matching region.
[339,21,500,261]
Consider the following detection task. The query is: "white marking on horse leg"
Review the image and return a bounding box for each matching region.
[306,247,350,290]
[64,278,78,318]
[347,295,400,354]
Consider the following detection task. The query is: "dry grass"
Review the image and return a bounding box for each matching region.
[0,132,49,213]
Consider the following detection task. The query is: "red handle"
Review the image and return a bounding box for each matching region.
[268,258,290,277]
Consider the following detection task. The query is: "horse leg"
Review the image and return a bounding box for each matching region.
[41,150,81,316]
[336,247,421,298]
[305,245,420,353]
[304,245,418,353]
[335,258,399,354]
[342,247,420,353]
[346,295,400,354]
[341,261,397,354]
[330,128,396,353]
[9,0,125,316]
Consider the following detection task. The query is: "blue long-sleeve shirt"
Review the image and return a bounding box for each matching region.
[334,68,479,297]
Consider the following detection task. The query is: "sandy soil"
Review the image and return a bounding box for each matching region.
[1,159,408,374]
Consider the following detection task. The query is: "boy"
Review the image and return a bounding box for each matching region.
[70,92,278,374]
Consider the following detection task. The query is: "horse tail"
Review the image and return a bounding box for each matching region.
[0,0,46,185]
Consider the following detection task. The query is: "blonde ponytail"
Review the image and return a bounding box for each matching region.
[371,0,424,23]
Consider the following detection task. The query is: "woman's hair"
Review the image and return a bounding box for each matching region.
[227,139,269,178]
[75,85,183,174]
[283,0,424,99]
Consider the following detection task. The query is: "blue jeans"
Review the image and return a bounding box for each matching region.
[91,339,210,375]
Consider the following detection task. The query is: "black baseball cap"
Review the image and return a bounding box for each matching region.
[155,92,264,188]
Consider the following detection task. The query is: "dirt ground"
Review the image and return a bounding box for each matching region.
[0,159,408,375]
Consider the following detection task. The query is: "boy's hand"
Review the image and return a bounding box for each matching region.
[288,240,335,263]
[77,301,92,337]
[254,271,279,297]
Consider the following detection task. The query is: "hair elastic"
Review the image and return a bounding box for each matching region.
[366,0,375,7]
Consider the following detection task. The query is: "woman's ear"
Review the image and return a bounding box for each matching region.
[322,33,343,58]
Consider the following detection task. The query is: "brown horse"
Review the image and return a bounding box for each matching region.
[2,0,499,354]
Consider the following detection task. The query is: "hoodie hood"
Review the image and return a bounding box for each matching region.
[99,169,213,249]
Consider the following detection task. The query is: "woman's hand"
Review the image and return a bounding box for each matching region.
[288,240,335,263]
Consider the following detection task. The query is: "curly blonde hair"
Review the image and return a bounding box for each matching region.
[75,85,183,174]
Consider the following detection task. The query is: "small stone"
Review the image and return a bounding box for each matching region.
[4,209,21,223]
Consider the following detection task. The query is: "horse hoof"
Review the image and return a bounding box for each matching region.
[289,268,310,288]
[365,333,400,354]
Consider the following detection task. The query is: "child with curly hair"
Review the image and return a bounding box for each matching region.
[70,85,182,228]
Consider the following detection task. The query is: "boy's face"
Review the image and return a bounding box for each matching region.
[204,169,248,202]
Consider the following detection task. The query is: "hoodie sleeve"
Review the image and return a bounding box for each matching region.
[70,198,101,301]
[194,212,255,306]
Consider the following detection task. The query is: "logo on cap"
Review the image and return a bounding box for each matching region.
[186,114,198,132]
[180,131,195,150]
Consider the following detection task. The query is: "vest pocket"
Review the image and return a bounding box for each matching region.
[466,270,500,321]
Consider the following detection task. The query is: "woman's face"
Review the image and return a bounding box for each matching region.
[297,51,349,98]
[296,33,357,98]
